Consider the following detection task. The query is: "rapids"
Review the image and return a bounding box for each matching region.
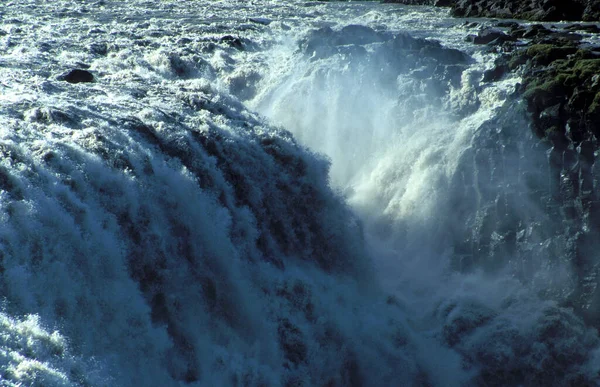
[0,1,599,386]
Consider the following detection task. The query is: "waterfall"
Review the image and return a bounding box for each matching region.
[0,1,598,386]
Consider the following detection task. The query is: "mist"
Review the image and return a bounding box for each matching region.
[250,20,600,386]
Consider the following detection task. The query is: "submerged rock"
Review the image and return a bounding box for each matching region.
[219,35,245,50]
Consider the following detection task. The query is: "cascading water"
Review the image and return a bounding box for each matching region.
[249,9,600,385]
[0,0,599,386]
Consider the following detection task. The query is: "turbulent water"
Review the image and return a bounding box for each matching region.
[0,0,599,386]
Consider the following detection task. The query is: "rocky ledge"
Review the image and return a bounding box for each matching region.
[381,0,600,148]
[383,0,600,21]
[472,23,600,150]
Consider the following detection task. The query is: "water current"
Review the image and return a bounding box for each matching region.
[0,1,599,386]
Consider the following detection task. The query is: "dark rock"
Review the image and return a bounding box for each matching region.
[89,42,108,55]
[59,69,94,83]
[336,24,389,46]
[298,26,336,59]
[482,62,508,82]
[219,35,244,50]
[434,0,453,6]
[381,0,436,4]
[554,31,584,42]
[564,24,600,33]
[583,1,600,21]
[451,0,589,21]
[521,24,552,39]
[497,21,520,29]
[469,28,515,45]
[510,41,600,147]
[522,44,578,66]
[538,103,563,131]
[419,43,472,64]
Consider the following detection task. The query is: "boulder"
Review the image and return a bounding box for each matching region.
[521,24,552,39]
[336,24,390,46]
[219,35,244,50]
[482,62,508,82]
[59,69,94,83]
[468,28,515,45]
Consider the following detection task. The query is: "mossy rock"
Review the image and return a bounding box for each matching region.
[518,49,600,143]
[527,44,577,65]
[523,75,568,108]
[569,58,600,79]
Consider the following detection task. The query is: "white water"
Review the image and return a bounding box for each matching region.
[0,1,599,386]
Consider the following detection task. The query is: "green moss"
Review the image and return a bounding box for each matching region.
[571,59,600,78]
[517,45,600,141]
[508,54,527,70]
[525,44,578,66]
[523,74,568,99]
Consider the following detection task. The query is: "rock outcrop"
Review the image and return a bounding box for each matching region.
[383,0,600,21]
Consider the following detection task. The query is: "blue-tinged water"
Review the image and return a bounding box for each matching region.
[0,1,599,386]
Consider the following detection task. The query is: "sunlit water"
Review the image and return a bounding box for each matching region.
[0,1,599,386]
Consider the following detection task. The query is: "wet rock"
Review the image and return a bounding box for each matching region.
[248,17,272,25]
[521,44,578,67]
[219,35,244,50]
[298,26,335,59]
[26,106,80,127]
[381,0,436,4]
[519,24,552,39]
[564,23,600,33]
[538,103,563,133]
[548,31,584,43]
[509,41,600,147]
[496,21,520,29]
[482,61,508,82]
[451,0,589,21]
[419,43,472,64]
[58,69,94,83]
[468,28,515,45]
[89,42,108,55]
[336,24,389,45]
